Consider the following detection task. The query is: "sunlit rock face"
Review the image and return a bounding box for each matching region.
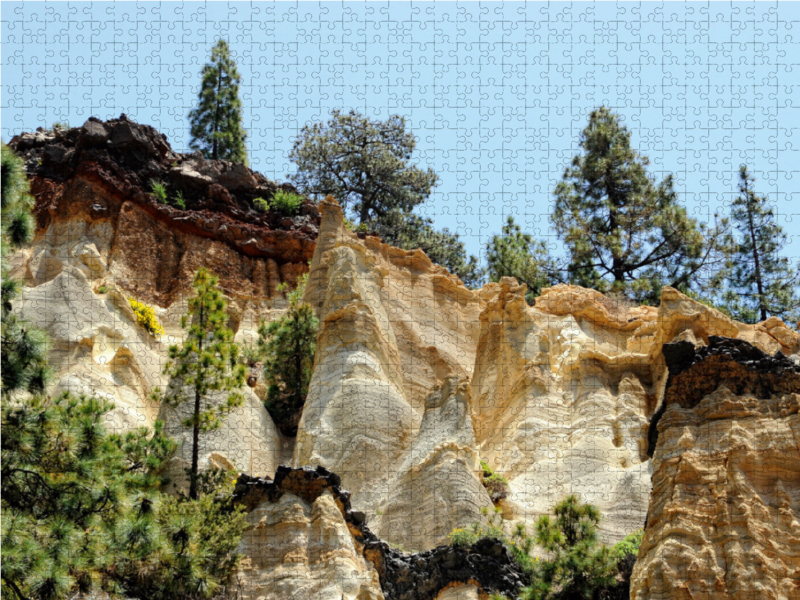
[470,280,659,543]
[630,337,800,600]
[295,198,492,549]
[232,467,384,600]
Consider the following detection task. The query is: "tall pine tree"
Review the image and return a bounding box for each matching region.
[551,107,722,304]
[722,166,800,324]
[188,39,248,165]
[155,268,246,500]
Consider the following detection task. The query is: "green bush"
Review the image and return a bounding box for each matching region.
[128,297,164,337]
[481,460,510,502]
[253,197,269,213]
[150,180,168,204]
[97,285,108,294]
[174,190,186,210]
[270,189,304,216]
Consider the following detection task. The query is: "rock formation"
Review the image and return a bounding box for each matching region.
[9,118,800,599]
[295,197,493,550]
[7,116,318,309]
[630,337,800,600]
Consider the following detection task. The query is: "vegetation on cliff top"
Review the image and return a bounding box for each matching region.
[189,39,248,166]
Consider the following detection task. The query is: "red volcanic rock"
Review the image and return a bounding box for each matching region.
[9,116,320,306]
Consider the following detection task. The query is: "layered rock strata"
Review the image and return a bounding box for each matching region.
[232,466,526,600]
[8,116,318,307]
[295,198,492,548]
[631,337,800,600]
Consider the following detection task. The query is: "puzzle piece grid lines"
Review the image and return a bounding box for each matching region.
[4,1,800,264]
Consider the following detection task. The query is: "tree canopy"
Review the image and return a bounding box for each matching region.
[718,166,800,324]
[551,106,721,304]
[188,39,248,165]
[289,108,439,224]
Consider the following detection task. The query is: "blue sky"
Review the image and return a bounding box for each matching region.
[3,1,800,263]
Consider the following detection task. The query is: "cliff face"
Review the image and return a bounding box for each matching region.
[296,198,493,551]
[630,337,800,600]
[8,116,318,308]
[9,118,800,599]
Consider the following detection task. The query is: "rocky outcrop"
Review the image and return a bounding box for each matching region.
[232,466,525,600]
[631,337,800,600]
[232,467,384,600]
[294,198,492,549]
[8,116,318,307]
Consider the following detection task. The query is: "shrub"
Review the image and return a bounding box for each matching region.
[253,197,269,213]
[51,121,69,131]
[270,189,304,216]
[150,180,168,204]
[449,506,538,577]
[128,297,164,337]
[97,285,108,294]
[174,190,186,209]
[481,460,510,503]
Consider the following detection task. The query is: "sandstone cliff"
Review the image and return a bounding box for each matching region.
[9,119,800,599]
[630,337,800,600]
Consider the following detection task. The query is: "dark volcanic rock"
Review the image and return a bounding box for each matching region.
[234,466,527,600]
[647,335,800,456]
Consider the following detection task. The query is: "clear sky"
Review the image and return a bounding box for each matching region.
[3,1,800,262]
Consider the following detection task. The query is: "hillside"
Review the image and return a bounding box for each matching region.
[6,117,800,600]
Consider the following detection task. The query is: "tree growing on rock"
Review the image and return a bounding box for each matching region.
[1,143,50,397]
[720,166,800,324]
[257,273,318,436]
[289,109,438,224]
[1,392,247,600]
[522,495,618,600]
[155,268,246,499]
[486,216,564,303]
[551,106,724,304]
[289,109,482,285]
[188,39,249,165]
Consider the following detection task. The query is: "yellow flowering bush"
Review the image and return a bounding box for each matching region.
[128,298,164,337]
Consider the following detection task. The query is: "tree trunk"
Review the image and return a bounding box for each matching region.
[744,183,767,321]
[190,388,201,500]
[213,67,222,160]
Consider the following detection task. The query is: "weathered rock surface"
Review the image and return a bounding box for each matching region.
[232,466,525,600]
[8,116,318,308]
[12,266,163,430]
[295,198,491,549]
[631,337,800,600]
[232,467,384,600]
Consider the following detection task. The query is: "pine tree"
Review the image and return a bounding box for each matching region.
[156,268,246,500]
[258,273,318,436]
[1,392,247,600]
[551,107,722,304]
[188,39,248,165]
[1,143,50,396]
[486,216,563,303]
[289,108,438,224]
[722,166,800,324]
[521,495,617,600]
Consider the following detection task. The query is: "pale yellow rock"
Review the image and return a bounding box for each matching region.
[630,388,800,600]
[14,266,163,431]
[296,199,491,549]
[435,584,481,600]
[161,385,281,493]
[235,490,384,600]
[470,280,656,542]
[373,376,494,551]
